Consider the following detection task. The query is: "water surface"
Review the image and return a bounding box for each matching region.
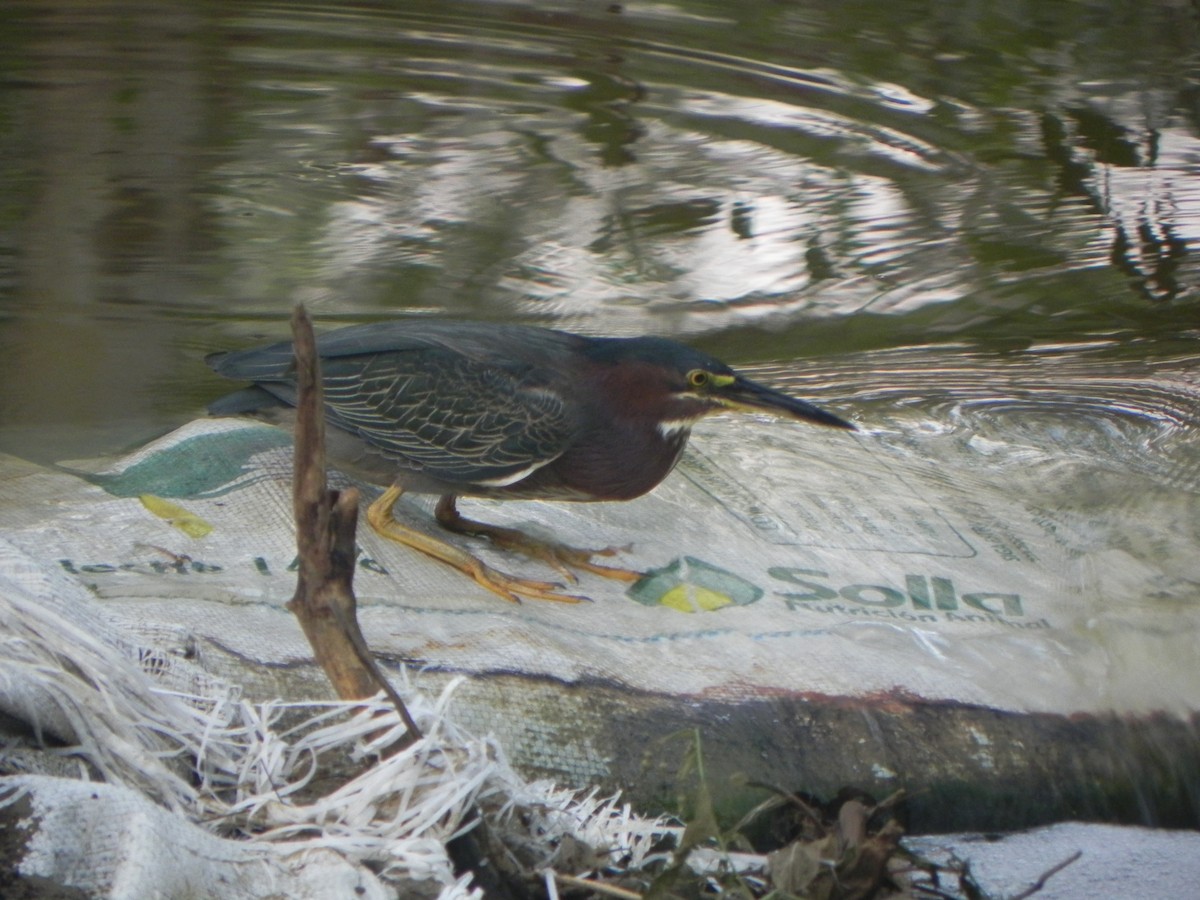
[1,0,1198,669]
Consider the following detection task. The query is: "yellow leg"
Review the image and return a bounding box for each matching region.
[365,485,586,604]
[435,495,643,584]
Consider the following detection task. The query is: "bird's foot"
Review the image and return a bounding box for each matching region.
[508,540,642,584]
[455,557,589,604]
[435,495,643,585]
[367,485,587,604]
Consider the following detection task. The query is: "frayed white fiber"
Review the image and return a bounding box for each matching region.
[0,540,241,815]
[224,685,497,883]
[0,537,677,897]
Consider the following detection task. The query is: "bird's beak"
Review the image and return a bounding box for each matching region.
[721,375,856,430]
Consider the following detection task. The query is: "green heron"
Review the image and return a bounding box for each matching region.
[208,320,854,602]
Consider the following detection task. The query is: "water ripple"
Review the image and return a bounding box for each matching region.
[750,345,1200,490]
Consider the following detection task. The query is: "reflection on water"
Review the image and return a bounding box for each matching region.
[0,12,1197,528]
[758,343,1200,489]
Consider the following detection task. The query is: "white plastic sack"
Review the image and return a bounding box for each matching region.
[1,346,1197,824]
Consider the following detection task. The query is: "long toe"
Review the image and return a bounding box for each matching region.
[466,561,589,604]
[367,486,590,603]
[480,532,644,584]
[542,545,644,583]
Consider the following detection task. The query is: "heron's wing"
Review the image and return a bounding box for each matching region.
[319,348,575,486]
[207,321,584,486]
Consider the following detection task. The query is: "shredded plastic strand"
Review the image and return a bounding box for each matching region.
[0,538,676,898]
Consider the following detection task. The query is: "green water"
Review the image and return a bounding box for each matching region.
[1,0,1196,464]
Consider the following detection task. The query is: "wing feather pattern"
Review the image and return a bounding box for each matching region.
[319,349,573,485]
[208,320,584,488]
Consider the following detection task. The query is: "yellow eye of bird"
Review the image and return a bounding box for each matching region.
[687,369,709,388]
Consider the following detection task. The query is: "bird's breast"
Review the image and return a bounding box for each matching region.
[496,418,691,502]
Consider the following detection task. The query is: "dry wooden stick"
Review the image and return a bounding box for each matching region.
[286,304,421,744]
[1009,850,1083,900]
[551,872,644,899]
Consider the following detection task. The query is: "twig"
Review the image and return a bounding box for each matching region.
[1009,850,1082,900]
[552,872,644,899]
[742,779,825,827]
[870,788,907,816]
[910,884,962,900]
[286,304,420,744]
